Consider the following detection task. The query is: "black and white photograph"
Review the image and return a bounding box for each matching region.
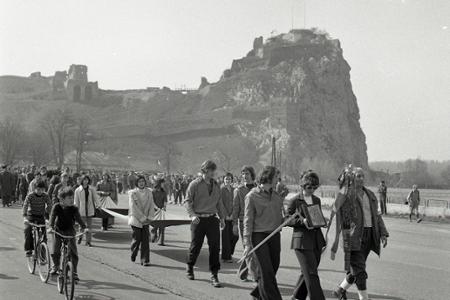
[0,1,449,299]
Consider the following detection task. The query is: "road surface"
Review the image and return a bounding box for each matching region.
[1,196,450,300]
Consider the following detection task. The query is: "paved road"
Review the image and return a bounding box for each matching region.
[1,196,450,300]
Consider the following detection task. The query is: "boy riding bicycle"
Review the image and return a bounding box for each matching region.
[23,180,52,257]
[48,187,88,282]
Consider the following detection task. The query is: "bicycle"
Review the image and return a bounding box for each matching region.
[53,230,87,300]
[25,221,51,283]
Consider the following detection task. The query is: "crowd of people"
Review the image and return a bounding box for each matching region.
[1,160,431,300]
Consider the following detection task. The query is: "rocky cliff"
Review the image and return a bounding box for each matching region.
[0,29,368,180]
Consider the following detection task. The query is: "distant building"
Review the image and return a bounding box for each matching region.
[62,64,99,102]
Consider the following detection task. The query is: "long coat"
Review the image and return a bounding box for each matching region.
[285,194,326,250]
[0,170,15,198]
[332,187,389,256]
[74,185,98,217]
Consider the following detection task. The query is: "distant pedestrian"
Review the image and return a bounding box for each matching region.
[378,181,387,215]
[0,165,16,207]
[407,185,422,223]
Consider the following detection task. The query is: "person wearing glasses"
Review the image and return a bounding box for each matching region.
[285,170,326,300]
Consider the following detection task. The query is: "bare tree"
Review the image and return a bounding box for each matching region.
[40,108,74,169]
[26,131,51,167]
[0,117,24,164]
[159,141,181,174]
[73,118,91,172]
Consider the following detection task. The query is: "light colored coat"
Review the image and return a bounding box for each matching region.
[128,188,155,228]
[74,185,98,217]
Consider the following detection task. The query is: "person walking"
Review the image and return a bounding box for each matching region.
[220,172,238,263]
[0,164,15,207]
[74,175,98,247]
[243,166,284,300]
[96,173,118,231]
[184,160,225,288]
[151,178,168,246]
[377,181,387,215]
[232,165,257,281]
[128,175,155,266]
[332,167,389,300]
[285,170,326,300]
[407,185,422,223]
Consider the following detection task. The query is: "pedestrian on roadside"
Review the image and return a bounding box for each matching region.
[407,185,422,223]
[378,181,387,215]
[128,175,155,266]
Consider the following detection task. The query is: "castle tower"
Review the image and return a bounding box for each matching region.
[65,64,98,102]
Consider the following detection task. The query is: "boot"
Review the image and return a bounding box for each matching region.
[211,273,222,288]
[186,265,194,280]
[333,287,348,300]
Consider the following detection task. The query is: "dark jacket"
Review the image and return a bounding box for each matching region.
[0,170,15,197]
[332,187,389,256]
[285,194,326,250]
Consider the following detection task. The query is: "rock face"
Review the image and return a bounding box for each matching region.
[0,29,368,180]
[196,29,368,179]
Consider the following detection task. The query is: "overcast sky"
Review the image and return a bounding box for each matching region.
[1,0,449,162]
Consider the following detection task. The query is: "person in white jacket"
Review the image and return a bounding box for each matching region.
[128,175,155,266]
[74,175,98,247]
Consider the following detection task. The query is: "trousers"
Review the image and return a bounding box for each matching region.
[221,220,238,260]
[186,216,220,274]
[250,232,282,300]
[346,227,373,290]
[292,248,325,300]
[52,230,79,273]
[131,225,150,263]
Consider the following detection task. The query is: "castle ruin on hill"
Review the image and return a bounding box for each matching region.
[50,64,99,102]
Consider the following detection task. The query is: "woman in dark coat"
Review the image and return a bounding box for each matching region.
[285,170,326,300]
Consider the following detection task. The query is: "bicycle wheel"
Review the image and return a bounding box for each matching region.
[26,251,36,274]
[57,259,65,294]
[37,243,51,283]
[64,261,75,300]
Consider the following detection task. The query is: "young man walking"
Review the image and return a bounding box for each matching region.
[184,160,225,288]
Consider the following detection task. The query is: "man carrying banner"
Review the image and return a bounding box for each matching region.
[243,166,284,300]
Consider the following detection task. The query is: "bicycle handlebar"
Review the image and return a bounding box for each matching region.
[25,221,47,228]
[53,230,87,239]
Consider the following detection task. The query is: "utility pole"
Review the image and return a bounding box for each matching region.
[271,136,277,167]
